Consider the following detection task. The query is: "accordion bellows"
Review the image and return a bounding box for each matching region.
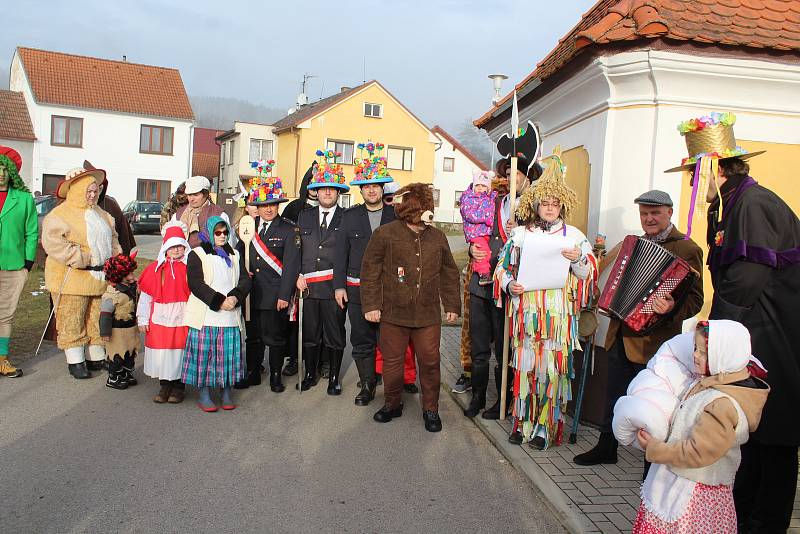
[598,235,698,334]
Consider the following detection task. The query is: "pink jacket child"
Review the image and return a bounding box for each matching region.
[460,170,497,284]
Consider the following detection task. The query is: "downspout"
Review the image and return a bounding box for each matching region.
[292,126,301,197]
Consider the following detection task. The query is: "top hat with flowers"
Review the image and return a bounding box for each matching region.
[247,159,289,205]
[307,149,349,191]
[350,141,393,186]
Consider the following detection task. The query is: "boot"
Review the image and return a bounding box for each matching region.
[122,352,137,386]
[482,365,513,420]
[327,349,343,396]
[197,387,217,412]
[373,403,403,423]
[153,381,171,403]
[319,350,330,379]
[297,347,319,391]
[463,390,486,418]
[573,432,618,465]
[247,370,262,386]
[167,381,185,404]
[282,357,298,376]
[0,356,23,377]
[86,345,106,370]
[221,387,237,410]
[269,371,285,393]
[354,358,376,406]
[105,356,128,390]
[68,362,91,379]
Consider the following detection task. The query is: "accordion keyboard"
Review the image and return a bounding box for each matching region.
[612,238,675,317]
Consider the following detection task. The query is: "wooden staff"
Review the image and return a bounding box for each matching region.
[237,215,255,321]
[500,156,518,420]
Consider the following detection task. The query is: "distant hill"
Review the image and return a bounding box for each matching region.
[190,95,285,130]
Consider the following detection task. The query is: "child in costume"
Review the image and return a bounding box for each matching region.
[181,216,251,412]
[495,147,597,449]
[137,221,191,403]
[459,170,497,285]
[100,252,140,390]
[633,320,768,533]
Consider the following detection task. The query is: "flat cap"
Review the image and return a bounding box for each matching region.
[634,190,673,207]
[185,176,211,194]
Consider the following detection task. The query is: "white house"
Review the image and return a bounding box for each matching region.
[431,125,488,224]
[9,47,195,205]
[216,121,277,194]
[0,90,35,187]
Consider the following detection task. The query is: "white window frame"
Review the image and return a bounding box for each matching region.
[454,190,464,208]
[339,193,351,209]
[325,139,355,165]
[363,102,383,118]
[249,138,273,163]
[228,140,235,166]
[443,157,455,172]
[432,188,441,208]
[387,145,414,171]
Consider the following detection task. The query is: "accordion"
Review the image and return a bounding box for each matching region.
[598,235,698,334]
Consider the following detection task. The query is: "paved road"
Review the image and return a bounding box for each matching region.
[1,345,564,533]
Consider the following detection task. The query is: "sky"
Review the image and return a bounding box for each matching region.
[4,0,598,133]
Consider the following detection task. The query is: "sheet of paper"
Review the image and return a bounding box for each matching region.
[516,233,574,291]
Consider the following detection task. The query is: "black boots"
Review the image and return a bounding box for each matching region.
[482,364,514,420]
[282,358,298,376]
[297,347,319,391]
[573,432,619,465]
[122,353,137,386]
[326,349,343,396]
[423,411,443,432]
[373,403,403,423]
[268,349,285,392]
[86,360,106,371]
[269,371,285,393]
[68,362,91,379]
[354,358,376,406]
[106,356,127,390]
[463,390,486,418]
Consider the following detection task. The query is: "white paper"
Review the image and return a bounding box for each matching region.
[517,233,574,291]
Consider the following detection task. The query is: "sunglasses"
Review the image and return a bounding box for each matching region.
[214,230,229,237]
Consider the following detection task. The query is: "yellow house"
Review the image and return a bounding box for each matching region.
[273,80,439,207]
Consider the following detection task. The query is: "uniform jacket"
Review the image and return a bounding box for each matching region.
[297,206,343,300]
[237,216,299,310]
[0,187,37,271]
[334,204,396,305]
[603,226,704,364]
[459,185,496,241]
[360,220,461,328]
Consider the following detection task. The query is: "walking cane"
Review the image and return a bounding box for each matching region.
[499,155,518,420]
[35,266,72,358]
[237,215,255,321]
[569,334,595,444]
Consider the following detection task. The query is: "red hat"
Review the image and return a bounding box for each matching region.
[0,146,22,173]
[103,251,138,284]
[163,224,186,243]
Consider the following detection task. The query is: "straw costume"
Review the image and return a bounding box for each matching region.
[494,147,597,448]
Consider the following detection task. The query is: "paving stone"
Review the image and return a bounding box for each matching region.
[538,462,563,477]
[599,487,636,496]
[614,503,639,520]
[581,504,619,514]
[589,495,628,505]
[563,489,592,505]
[557,482,575,490]
[575,481,601,497]
[584,474,611,488]
[550,475,587,483]
[586,513,608,523]
[593,521,623,534]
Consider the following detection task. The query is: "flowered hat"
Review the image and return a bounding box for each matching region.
[516,146,577,223]
[665,112,764,238]
[103,251,138,285]
[246,159,289,205]
[307,149,349,191]
[351,141,393,186]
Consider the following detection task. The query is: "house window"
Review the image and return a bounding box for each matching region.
[432,188,440,208]
[51,116,83,147]
[42,174,65,195]
[339,194,351,209]
[249,139,273,163]
[137,179,171,203]
[219,144,225,166]
[228,141,235,165]
[443,157,455,172]
[387,146,413,171]
[140,125,174,155]
[454,190,464,208]
[326,140,354,165]
[364,102,383,118]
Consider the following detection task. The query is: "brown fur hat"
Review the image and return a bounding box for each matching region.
[393,182,435,225]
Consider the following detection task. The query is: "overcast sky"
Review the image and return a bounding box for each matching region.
[4,0,596,132]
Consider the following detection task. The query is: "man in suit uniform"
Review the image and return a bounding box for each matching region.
[295,151,349,393]
[334,142,396,405]
[235,172,299,392]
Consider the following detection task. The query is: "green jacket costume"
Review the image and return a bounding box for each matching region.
[0,187,38,271]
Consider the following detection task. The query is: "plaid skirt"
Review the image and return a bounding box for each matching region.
[181,326,244,387]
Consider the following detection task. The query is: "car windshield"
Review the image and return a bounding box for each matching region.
[140,202,162,213]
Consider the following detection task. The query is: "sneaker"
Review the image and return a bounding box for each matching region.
[0,357,23,378]
[451,373,471,394]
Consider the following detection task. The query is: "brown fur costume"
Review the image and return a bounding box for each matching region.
[392,183,435,225]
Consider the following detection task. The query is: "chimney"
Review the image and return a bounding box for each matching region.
[296,93,308,108]
[122,55,127,62]
[340,86,351,93]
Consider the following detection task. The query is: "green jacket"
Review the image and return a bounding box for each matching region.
[0,188,38,270]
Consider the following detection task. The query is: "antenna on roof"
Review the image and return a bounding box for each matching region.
[319,81,325,101]
[298,73,316,108]
[363,57,366,84]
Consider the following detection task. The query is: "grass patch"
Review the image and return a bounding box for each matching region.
[9,259,154,363]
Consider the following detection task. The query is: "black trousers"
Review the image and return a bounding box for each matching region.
[348,301,379,361]
[246,308,291,373]
[286,320,298,363]
[302,298,346,350]
[601,334,645,433]
[468,292,505,393]
[734,438,798,532]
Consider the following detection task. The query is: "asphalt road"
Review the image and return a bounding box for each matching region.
[1,345,564,533]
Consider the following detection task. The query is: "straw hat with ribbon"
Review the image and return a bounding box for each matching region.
[246,159,289,205]
[55,166,106,199]
[665,112,765,238]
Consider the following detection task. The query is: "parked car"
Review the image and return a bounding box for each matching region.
[122,200,163,234]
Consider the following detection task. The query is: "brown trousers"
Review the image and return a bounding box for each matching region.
[0,269,28,343]
[379,321,441,412]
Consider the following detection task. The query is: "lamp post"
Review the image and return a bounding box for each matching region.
[488,74,508,105]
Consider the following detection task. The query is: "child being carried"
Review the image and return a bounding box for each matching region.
[459,170,497,285]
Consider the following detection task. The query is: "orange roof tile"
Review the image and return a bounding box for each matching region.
[475,0,800,128]
[0,90,36,141]
[17,47,194,121]
[192,152,219,179]
[431,126,488,171]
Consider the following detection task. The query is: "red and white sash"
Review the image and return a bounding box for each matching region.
[346,276,360,287]
[304,269,333,283]
[252,233,283,275]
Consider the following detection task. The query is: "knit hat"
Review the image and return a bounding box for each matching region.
[103,251,138,285]
[516,145,577,223]
[472,170,494,189]
[157,221,190,270]
[351,142,393,186]
[246,159,289,205]
[308,149,349,191]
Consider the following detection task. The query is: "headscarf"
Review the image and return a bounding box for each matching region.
[156,221,191,273]
[697,319,767,377]
[201,215,232,267]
